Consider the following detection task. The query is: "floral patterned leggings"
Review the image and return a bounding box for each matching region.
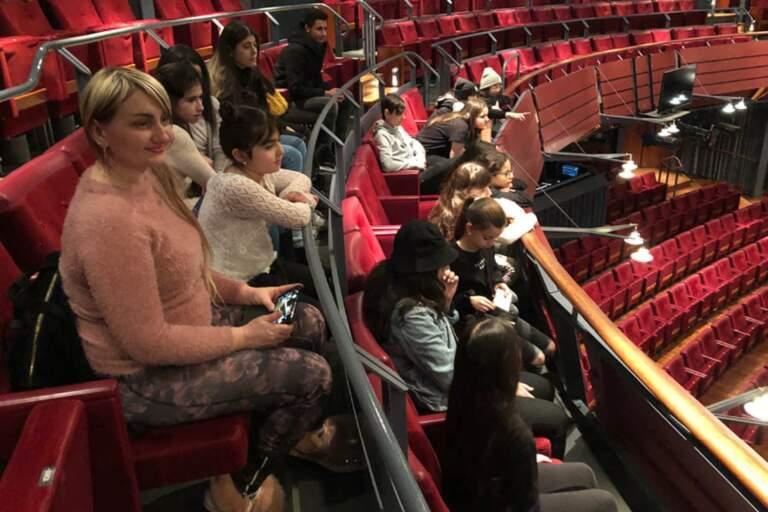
[117,302,332,454]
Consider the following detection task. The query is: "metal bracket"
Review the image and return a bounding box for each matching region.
[144,28,170,50]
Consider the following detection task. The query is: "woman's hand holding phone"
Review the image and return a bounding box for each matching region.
[234,312,294,350]
[246,283,302,310]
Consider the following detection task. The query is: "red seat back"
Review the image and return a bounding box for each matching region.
[0,0,53,36]
[342,197,386,292]
[0,150,80,271]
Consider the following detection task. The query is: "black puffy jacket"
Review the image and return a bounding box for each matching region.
[274,31,330,102]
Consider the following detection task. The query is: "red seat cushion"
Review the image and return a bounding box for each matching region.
[132,414,250,489]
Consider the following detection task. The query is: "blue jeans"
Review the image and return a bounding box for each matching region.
[280,134,307,172]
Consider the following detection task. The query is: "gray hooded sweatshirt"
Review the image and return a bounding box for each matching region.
[372,119,427,173]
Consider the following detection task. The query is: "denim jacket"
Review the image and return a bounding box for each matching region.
[387,301,459,412]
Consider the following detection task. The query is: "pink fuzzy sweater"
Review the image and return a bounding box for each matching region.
[60,167,250,376]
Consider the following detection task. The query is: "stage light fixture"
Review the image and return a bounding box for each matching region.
[630,246,653,263]
[735,99,747,111]
[667,122,679,134]
[722,102,736,114]
[624,230,644,246]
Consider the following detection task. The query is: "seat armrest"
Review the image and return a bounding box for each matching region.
[733,328,751,337]
[684,367,709,378]
[0,399,92,512]
[702,354,723,365]
[383,169,422,196]
[713,338,738,350]
[744,316,763,326]
[381,196,421,225]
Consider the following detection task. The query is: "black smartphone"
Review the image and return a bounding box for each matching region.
[274,289,299,324]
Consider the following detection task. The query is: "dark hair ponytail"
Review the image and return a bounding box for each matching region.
[453,196,507,241]
[219,103,280,163]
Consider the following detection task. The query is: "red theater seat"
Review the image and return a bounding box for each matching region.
[729,249,759,291]
[664,356,703,396]
[699,326,739,369]
[652,293,688,339]
[683,274,716,318]
[579,236,608,275]
[93,0,177,68]
[712,315,750,353]
[719,213,748,250]
[659,239,688,280]
[630,259,660,299]
[613,1,635,15]
[343,197,387,292]
[729,307,763,350]
[704,218,733,258]
[631,30,654,46]
[649,246,675,291]
[677,230,704,271]
[742,293,768,324]
[744,244,768,283]
[669,282,703,323]
[584,280,613,315]
[635,304,670,351]
[154,0,213,50]
[714,259,745,301]
[618,315,658,355]
[0,400,92,512]
[42,0,137,68]
[681,340,717,390]
[613,262,644,308]
[560,240,590,282]
[597,272,628,317]
[0,150,80,271]
[415,17,440,39]
[699,263,735,307]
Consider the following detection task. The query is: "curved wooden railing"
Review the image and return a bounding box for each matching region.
[505,31,768,95]
[521,226,768,508]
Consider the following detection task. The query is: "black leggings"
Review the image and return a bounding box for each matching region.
[538,463,618,512]
[519,372,571,459]
[248,257,318,305]
[420,154,458,194]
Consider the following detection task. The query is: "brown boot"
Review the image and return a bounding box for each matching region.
[289,414,366,473]
[204,474,284,512]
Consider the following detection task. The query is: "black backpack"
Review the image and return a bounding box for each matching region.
[6,252,96,391]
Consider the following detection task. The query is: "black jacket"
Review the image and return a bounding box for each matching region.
[274,32,330,102]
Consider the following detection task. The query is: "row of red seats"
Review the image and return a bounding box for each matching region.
[560,183,739,283]
[585,206,766,320]
[619,235,768,356]
[456,23,744,87]
[380,6,715,64]
[664,289,768,399]
[615,184,741,245]
[0,130,251,511]
[607,173,667,221]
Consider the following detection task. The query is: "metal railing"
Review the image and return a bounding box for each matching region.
[300,51,438,511]
[359,0,386,68]
[0,3,352,104]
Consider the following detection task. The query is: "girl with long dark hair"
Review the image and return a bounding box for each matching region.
[156,44,228,173]
[209,20,309,172]
[153,62,217,195]
[427,161,492,241]
[442,317,618,512]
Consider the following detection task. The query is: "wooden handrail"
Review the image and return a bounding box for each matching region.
[504,31,768,95]
[521,226,768,508]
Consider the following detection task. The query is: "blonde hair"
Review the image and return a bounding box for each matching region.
[80,67,218,299]
[428,162,491,240]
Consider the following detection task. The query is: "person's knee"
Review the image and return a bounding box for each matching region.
[561,462,598,489]
[304,351,333,399]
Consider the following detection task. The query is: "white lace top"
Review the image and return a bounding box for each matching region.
[198,170,313,281]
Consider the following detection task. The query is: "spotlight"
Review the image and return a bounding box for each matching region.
[667,122,679,134]
[618,159,637,179]
[722,102,736,114]
[744,393,768,422]
[630,246,654,263]
[669,97,682,106]
[658,127,671,138]
[391,67,399,87]
[624,230,644,246]
[735,99,747,111]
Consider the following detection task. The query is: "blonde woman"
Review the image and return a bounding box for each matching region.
[59,67,351,512]
[416,97,491,193]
